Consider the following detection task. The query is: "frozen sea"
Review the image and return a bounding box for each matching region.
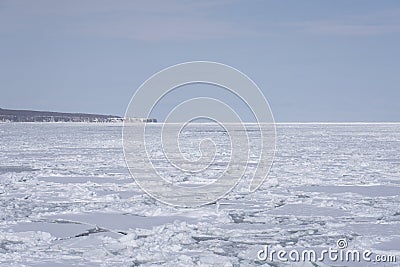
[0,123,399,266]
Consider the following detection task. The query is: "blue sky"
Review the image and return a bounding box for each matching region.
[0,0,399,121]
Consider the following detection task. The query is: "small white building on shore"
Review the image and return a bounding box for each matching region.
[124,117,157,123]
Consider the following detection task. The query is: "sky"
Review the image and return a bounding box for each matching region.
[0,0,399,122]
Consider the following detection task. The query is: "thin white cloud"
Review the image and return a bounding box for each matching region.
[295,9,400,36]
[2,1,399,40]
[0,0,253,41]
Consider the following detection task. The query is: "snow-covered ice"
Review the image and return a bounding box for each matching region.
[0,123,399,266]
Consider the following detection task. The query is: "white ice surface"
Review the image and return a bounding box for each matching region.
[0,123,399,266]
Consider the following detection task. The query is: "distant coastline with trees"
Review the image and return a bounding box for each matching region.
[0,108,156,123]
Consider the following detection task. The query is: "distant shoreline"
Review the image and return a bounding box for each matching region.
[0,108,156,123]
